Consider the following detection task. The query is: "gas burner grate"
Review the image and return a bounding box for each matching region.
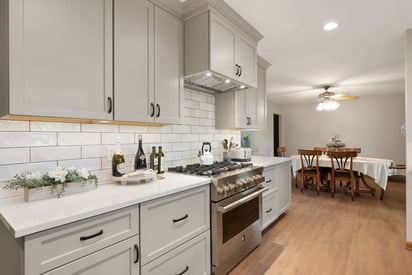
[168,161,251,177]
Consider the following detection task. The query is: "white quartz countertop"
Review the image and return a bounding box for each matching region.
[0,173,210,238]
[252,156,292,168]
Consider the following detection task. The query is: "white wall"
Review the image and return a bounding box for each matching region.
[0,89,241,200]
[405,29,412,243]
[280,95,405,163]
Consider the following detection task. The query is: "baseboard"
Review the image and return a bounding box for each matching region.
[405,241,412,250]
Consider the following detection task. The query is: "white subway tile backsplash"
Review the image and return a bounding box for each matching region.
[119,125,148,133]
[0,161,57,181]
[0,120,29,131]
[0,148,30,165]
[81,124,119,133]
[31,146,81,162]
[30,121,80,132]
[58,133,100,146]
[58,158,101,171]
[161,133,181,143]
[102,133,134,144]
[0,89,241,187]
[0,132,57,147]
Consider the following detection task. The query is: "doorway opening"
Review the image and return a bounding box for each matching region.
[273,114,280,156]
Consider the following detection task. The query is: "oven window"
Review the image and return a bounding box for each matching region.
[222,197,259,243]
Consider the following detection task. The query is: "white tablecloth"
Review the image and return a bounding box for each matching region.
[291,155,393,190]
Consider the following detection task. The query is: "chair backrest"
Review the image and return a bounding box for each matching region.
[298,149,321,172]
[337,147,361,154]
[314,147,328,154]
[277,146,287,157]
[327,151,357,175]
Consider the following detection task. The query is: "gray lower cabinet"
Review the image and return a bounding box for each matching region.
[43,235,140,275]
[262,161,292,230]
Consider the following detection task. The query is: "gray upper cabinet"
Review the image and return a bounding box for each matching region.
[154,6,184,124]
[114,1,183,124]
[114,0,154,123]
[6,0,113,120]
[237,32,258,88]
[1,0,183,124]
[255,56,271,129]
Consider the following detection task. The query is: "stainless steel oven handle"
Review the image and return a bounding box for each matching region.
[217,187,268,213]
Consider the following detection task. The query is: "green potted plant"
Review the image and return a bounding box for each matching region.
[4,166,97,202]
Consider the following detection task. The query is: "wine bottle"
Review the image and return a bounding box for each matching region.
[134,135,147,170]
[149,146,157,170]
[157,146,165,174]
[112,137,125,177]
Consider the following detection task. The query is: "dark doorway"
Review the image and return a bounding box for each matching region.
[273,114,280,156]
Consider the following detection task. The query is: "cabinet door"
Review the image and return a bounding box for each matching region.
[114,0,154,123]
[275,163,292,214]
[255,65,267,129]
[209,12,237,79]
[237,32,257,87]
[9,0,113,120]
[43,236,139,275]
[262,189,279,230]
[234,90,247,128]
[245,89,257,128]
[154,6,183,124]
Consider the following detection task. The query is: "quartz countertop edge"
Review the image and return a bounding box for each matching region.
[0,173,211,238]
[252,156,292,168]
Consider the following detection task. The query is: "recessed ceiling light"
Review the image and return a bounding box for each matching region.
[225,79,231,83]
[323,22,338,31]
[206,72,212,77]
[240,85,245,89]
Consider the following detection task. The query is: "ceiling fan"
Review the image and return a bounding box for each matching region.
[316,86,359,111]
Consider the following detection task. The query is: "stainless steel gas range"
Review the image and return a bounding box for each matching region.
[169,162,267,275]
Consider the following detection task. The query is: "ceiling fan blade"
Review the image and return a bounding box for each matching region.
[331,93,360,101]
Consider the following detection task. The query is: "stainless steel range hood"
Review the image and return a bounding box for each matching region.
[184,72,249,94]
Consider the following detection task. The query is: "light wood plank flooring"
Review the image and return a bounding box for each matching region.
[230,177,412,275]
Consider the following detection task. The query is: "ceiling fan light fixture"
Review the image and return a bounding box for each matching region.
[316,100,339,111]
[323,22,338,31]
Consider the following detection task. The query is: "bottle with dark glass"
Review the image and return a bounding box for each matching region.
[157,146,164,174]
[134,135,147,170]
[149,146,158,170]
[112,137,125,177]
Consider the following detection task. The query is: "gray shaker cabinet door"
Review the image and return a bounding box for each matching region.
[114,0,154,123]
[154,6,183,124]
[237,32,257,87]
[9,0,113,120]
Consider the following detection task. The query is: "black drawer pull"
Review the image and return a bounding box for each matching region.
[173,214,188,223]
[150,103,155,117]
[134,244,139,263]
[266,179,272,183]
[175,266,189,275]
[266,208,272,213]
[107,97,112,113]
[80,230,103,241]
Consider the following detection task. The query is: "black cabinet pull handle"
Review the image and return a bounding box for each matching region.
[150,103,155,117]
[107,97,112,113]
[266,179,272,183]
[156,104,160,118]
[175,266,189,275]
[235,64,240,76]
[266,208,272,213]
[173,214,188,223]
[239,65,242,76]
[134,244,139,263]
[80,230,103,241]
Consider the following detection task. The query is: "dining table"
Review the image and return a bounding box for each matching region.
[290,155,394,199]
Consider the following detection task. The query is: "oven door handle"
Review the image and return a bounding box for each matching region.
[217,187,268,213]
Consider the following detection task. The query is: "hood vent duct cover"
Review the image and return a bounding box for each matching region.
[184,72,248,94]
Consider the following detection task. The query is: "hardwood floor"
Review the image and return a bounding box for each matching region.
[230,177,412,275]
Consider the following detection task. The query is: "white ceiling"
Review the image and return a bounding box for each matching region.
[225,0,412,103]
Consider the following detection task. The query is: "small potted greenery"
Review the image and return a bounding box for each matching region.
[4,166,97,202]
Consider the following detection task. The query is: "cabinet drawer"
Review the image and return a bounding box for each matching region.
[43,235,139,275]
[142,231,210,275]
[25,206,139,275]
[262,189,278,230]
[263,166,276,190]
[140,185,209,264]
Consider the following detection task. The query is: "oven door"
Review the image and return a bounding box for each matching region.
[211,186,268,275]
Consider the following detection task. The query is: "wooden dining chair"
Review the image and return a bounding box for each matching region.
[328,151,358,201]
[298,149,323,195]
[314,147,328,154]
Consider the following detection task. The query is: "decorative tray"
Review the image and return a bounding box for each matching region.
[112,170,156,185]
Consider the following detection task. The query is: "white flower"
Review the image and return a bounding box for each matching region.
[78,168,89,179]
[48,166,68,183]
[31,171,42,179]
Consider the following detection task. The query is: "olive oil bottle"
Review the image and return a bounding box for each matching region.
[157,146,164,174]
[112,137,125,177]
